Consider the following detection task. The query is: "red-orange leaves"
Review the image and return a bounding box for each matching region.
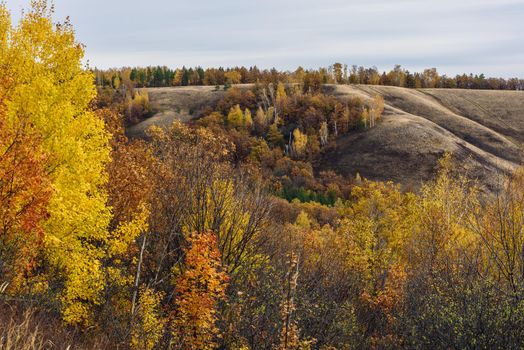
[171,232,229,350]
[0,82,51,292]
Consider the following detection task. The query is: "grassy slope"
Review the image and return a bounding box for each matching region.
[323,85,524,192]
[126,86,227,137]
[127,85,524,192]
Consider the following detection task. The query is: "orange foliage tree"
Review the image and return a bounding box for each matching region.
[171,232,229,349]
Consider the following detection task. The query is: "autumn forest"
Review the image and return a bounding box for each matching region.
[2,2,524,350]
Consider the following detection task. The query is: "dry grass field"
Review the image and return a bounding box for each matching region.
[126,86,227,137]
[128,84,524,192]
[324,85,524,192]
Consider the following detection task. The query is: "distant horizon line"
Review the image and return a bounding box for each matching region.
[88,63,524,79]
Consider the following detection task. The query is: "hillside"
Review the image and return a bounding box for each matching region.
[323,85,524,192]
[128,85,524,192]
[126,86,227,137]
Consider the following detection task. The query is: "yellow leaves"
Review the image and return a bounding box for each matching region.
[227,104,243,128]
[300,224,342,273]
[131,287,166,350]
[226,105,253,130]
[125,89,151,124]
[413,153,479,268]
[0,1,142,327]
[276,82,287,103]
[0,5,10,49]
[3,2,111,247]
[108,205,149,257]
[224,70,241,84]
[0,14,52,295]
[61,251,105,325]
[339,181,414,283]
[291,128,307,158]
[295,211,311,229]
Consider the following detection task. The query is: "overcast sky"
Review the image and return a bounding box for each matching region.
[6,0,524,77]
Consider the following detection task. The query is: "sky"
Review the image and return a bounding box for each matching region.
[5,0,524,77]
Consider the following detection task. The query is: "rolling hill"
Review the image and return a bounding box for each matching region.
[126,86,227,138]
[322,85,524,192]
[127,85,524,192]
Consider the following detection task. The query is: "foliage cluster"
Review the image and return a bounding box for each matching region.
[3,3,524,350]
[96,64,524,91]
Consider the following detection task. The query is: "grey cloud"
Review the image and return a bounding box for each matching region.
[5,0,524,76]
